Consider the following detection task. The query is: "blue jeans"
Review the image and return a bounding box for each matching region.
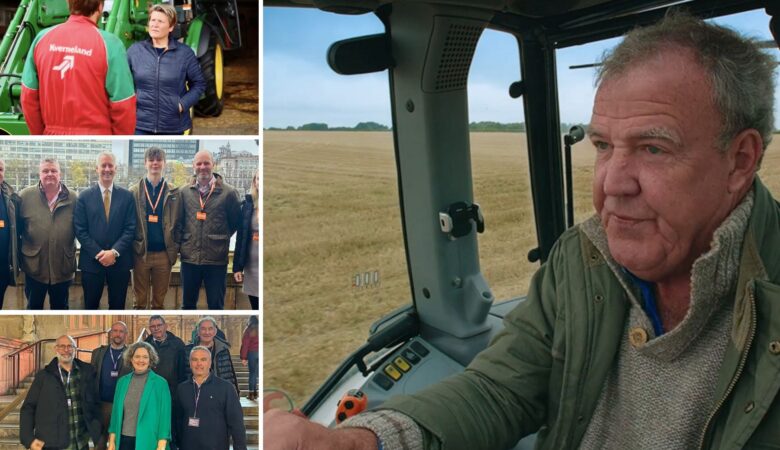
[25,275,70,309]
[248,350,259,392]
[180,263,227,309]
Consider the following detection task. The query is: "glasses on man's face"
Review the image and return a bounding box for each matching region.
[56,345,74,350]
[149,324,164,329]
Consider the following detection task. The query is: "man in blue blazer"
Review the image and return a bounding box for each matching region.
[74,151,137,309]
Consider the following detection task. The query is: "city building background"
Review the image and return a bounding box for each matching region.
[0,139,259,194]
[215,143,258,193]
[0,140,113,191]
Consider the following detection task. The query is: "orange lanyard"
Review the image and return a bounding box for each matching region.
[198,182,216,211]
[144,180,166,212]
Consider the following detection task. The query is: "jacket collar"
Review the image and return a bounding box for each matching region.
[146,330,177,345]
[188,373,214,387]
[144,37,179,52]
[189,173,225,192]
[744,177,780,282]
[195,336,229,355]
[67,15,98,28]
[45,357,86,375]
[0,181,13,197]
[137,177,177,192]
[729,177,779,350]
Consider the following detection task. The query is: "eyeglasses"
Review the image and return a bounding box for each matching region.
[56,345,74,350]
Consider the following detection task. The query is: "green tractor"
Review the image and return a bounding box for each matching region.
[0,0,240,134]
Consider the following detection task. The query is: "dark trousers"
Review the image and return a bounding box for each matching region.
[168,384,179,450]
[248,350,259,392]
[95,401,112,450]
[0,273,8,310]
[134,129,187,135]
[120,435,136,449]
[249,295,258,310]
[181,263,226,309]
[25,275,70,309]
[82,270,131,310]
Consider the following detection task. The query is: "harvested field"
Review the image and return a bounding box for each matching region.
[264,130,780,406]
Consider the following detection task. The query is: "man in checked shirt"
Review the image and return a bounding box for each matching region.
[20,335,101,450]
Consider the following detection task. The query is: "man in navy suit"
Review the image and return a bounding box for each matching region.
[74,151,137,309]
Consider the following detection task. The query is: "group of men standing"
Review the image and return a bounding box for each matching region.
[20,316,247,450]
[0,146,243,310]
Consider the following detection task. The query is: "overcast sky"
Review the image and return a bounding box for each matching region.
[264,7,779,129]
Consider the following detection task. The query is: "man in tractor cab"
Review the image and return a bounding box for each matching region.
[264,13,780,450]
[20,0,136,134]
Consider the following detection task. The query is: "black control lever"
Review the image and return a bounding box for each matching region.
[563,126,585,228]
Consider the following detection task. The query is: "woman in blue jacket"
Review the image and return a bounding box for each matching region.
[127,4,206,134]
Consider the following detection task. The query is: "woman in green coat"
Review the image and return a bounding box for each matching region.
[108,341,171,450]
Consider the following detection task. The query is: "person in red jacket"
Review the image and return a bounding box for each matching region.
[20,0,136,135]
[240,316,259,400]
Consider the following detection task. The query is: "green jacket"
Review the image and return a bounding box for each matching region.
[129,178,182,266]
[178,174,241,266]
[17,183,77,285]
[384,178,780,450]
[109,370,171,450]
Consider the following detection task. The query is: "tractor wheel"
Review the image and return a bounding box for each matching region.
[195,33,224,117]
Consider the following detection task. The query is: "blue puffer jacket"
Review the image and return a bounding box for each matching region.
[127,38,206,134]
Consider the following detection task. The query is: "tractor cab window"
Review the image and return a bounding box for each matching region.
[466,29,539,301]
[264,8,408,407]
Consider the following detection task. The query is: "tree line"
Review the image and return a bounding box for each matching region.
[266,121,588,132]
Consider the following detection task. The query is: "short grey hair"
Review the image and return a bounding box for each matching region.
[40,157,60,170]
[189,345,212,360]
[56,335,77,348]
[123,341,159,369]
[149,315,166,324]
[196,316,218,331]
[597,12,775,163]
[96,151,117,167]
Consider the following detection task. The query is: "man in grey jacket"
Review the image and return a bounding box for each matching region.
[179,150,241,309]
[18,158,77,309]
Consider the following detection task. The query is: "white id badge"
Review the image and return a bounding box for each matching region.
[188,417,200,427]
[110,371,119,377]
[67,399,72,408]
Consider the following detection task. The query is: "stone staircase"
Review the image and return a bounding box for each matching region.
[233,355,260,448]
[0,357,259,450]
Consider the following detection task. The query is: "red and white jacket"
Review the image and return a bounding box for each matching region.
[21,15,136,135]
